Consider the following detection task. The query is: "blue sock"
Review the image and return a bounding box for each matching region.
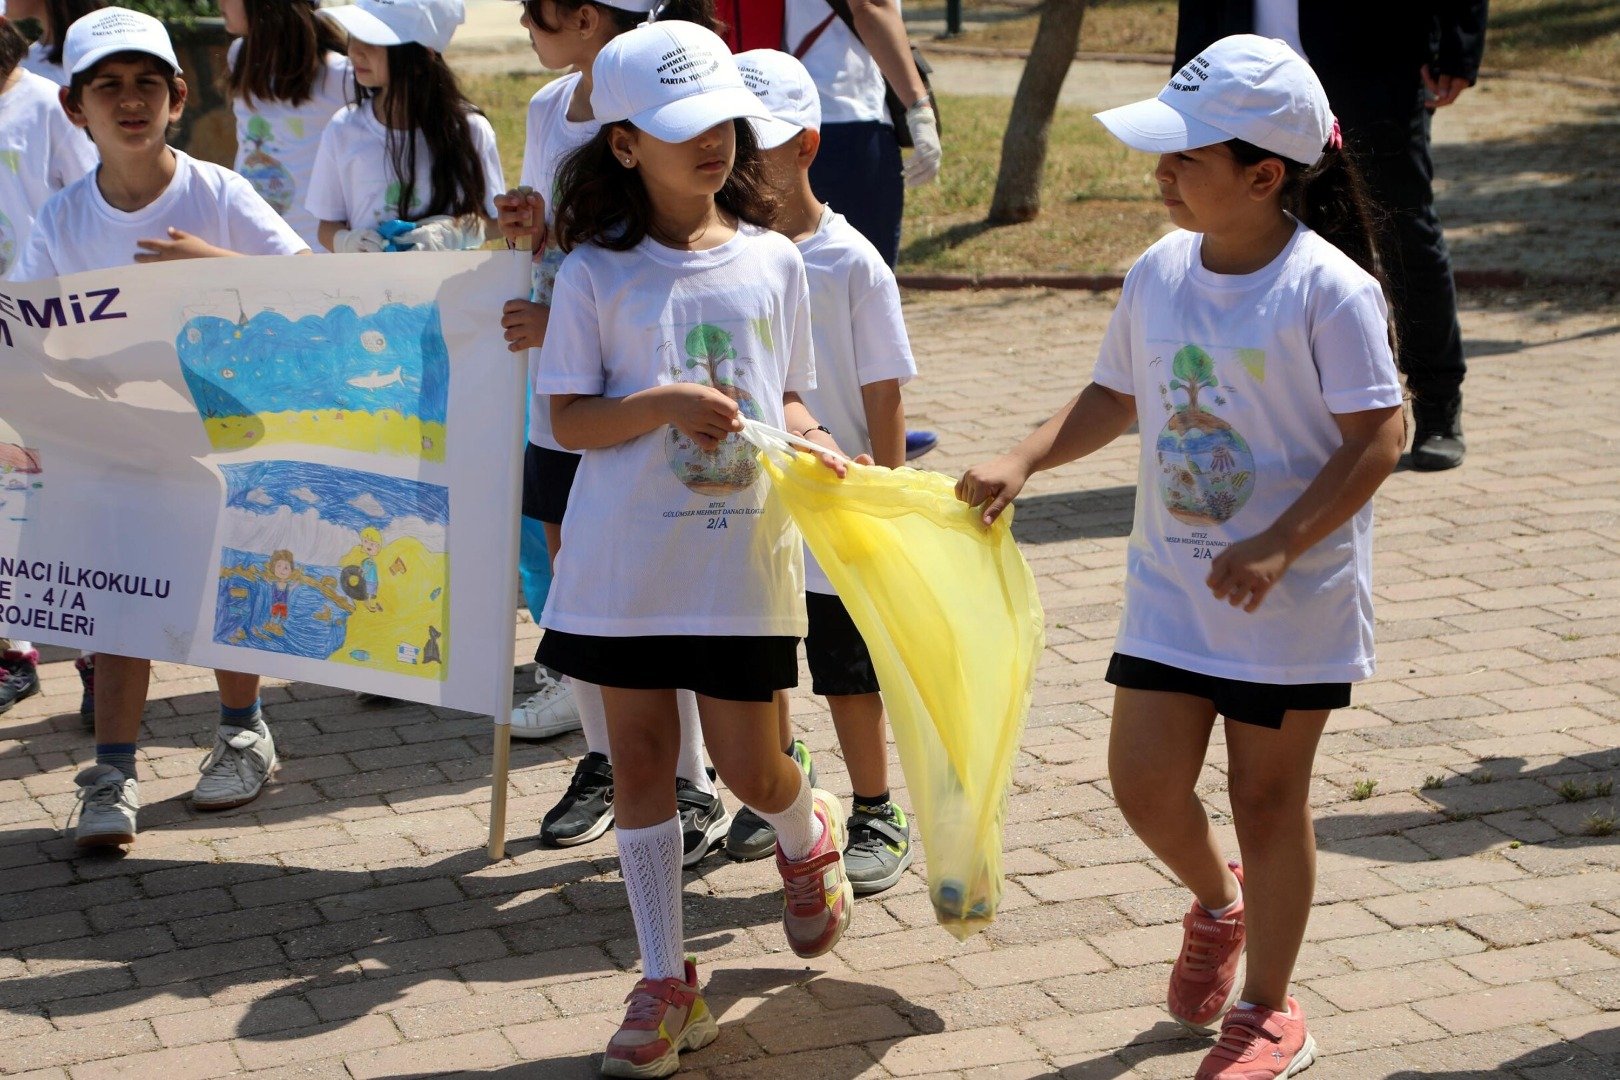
[96,743,138,781]
[221,698,268,737]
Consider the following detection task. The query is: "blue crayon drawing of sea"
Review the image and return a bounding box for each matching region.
[176,302,449,461]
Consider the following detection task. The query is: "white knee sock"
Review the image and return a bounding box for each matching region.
[753,771,823,861]
[570,677,610,758]
[616,816,685,981]
[674,691,713,794]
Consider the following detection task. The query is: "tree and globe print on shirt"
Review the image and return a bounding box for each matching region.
[664,321,768,496]
[238,116,299,215]
[1154,344,1258,526]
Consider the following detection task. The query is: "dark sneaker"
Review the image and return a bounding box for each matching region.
[725,739,816,861]
[844,801,914,895]
[904,430,939,461]
[541,751,614,847]
[0,654,40,716]
[676,773,731,868]
[1411,395,1464,471]
[75,654,95,727]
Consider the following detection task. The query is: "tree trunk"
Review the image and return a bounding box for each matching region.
[987,0,1090,225]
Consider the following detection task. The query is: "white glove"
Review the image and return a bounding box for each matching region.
[902,100,941,188]
[333,227,385,253]
[395,215,484,252]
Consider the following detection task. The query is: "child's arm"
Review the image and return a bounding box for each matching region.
[860,378,905,469]
[784,393,857,478]
[1208,405,1404,613]
[551,385,742,452]
[133,228,248,262]
[957,381,1135,526]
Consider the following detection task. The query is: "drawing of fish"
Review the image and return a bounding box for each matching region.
[348,366,404,390]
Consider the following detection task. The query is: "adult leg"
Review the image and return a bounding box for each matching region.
[1224,709,1331,1010]
[1109,687,1237,909]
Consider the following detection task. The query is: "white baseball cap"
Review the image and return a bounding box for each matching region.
[63,7,182,78]
[324,0,464,54]
[590,21,769,144]
[1094,35,1333,166]
[736,49,821,149]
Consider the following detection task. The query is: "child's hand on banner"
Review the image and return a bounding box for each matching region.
[502,298,550,352]
[495,188,546,247]
[134,228,229,262]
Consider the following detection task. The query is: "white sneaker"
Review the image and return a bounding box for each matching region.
[72,765,138,848]
[192,725,277,810]
[510,673,582,740]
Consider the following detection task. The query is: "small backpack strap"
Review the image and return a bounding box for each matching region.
[792,10,839,59]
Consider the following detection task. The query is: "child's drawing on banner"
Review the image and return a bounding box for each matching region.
[175,297,450,462]
[0,419,42,524]
[215,460,450,680]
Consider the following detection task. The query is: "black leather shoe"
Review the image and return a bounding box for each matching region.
[1411,395,1465,471]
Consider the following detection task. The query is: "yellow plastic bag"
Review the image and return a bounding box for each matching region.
[742,421,1045,939]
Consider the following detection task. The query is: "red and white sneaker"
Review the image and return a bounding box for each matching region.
[601,959,718,1078]
[1168,861,1246,1034]
[1195,997,1317,1080]
[775,788,852,958]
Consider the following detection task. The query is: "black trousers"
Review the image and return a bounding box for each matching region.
[1343,97,1467,412]
[808,120,904,269]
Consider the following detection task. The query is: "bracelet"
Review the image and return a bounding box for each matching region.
[798,425,833,438]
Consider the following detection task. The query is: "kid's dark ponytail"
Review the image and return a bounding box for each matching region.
[1228,136,1398,349]
[0,17,27,78]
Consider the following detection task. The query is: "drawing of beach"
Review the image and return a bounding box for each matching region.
[0,418,42,523]
[176,301,449,461]
[215,461,450,680]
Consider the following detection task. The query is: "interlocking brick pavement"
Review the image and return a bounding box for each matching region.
[4,287,1620,1078]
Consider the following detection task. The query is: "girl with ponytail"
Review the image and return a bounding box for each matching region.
[221,0,352,248]
[957,36,1407,1080]
[492,0,726,860]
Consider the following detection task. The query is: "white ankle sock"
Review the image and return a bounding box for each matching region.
[674,691,713,794]
[753,771,823,861]
[570,678,610,758]
[1203,880,1242,920]
[616,816,685,981]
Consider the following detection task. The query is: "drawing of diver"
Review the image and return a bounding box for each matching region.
[259,549,303,636]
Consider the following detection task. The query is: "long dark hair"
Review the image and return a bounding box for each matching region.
[524,0,718,36]
[1229,136,1397,339]
[0,17,28,77]
[552,119,776,252]
[358,43,488,220]
[227,0,348,107]
[41,0,106,64]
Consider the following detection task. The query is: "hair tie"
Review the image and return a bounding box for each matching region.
[1328,117,1343,152]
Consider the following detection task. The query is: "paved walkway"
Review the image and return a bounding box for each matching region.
[3,287,1620,1078]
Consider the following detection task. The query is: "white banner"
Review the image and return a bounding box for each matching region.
[0,251,527,718]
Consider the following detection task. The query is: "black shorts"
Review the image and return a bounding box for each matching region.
[522,444,581,525]
[536,630,798,703]
[806,592,880,697]
[1105,653,1350,730]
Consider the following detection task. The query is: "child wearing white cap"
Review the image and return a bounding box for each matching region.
[305,0,504,253]
[958,35,1406,1080]
[220,0,353,249]
[533,20,854,1077]
[11,6,310,852]
[722,48,919,897]
[493,0,732,869]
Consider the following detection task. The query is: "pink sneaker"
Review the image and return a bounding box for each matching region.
[601,959,718,1078]
[775,788,852,958]
[1195,997,1317,1080]
[1168,861,1246,1033]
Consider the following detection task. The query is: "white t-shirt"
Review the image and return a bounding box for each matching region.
[228,39,353,248]
[536,225,817,637]
[1254,0,1306,58]
[796,205,915,595]
[1091,223,1400,684]
[520,72,599,452]
[19,41,67,87]
[304,98,504,235]
[0,69,98,277]
[12,149,307,280]
[784,0,891,126]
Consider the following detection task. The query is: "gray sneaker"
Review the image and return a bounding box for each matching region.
[725,739,816,862]
[192,725,277,810]
[844,802,914,895]
[72,765,138,848]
